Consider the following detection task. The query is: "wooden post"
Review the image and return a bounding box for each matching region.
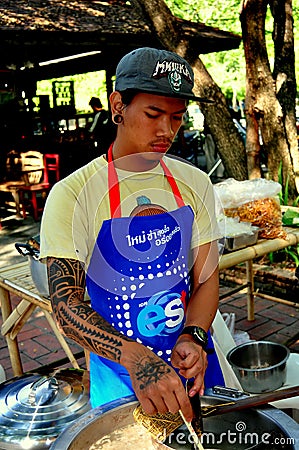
[246,260,255,321]
[1,299,35,336]
[0,287,23,376]
[10,303,37,340]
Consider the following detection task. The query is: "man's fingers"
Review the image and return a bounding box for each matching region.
[191,373,205,397]
[140,397,158,415]
[176,352,197,369]
[174,389,193,422]
[137,383,193,421]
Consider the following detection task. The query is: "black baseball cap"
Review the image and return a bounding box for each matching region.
[115,47,214,103]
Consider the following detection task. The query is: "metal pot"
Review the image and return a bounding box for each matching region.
[15,241,49,297]
[226,341,290,394]
[0,368,90,449]
[51,389,299,450]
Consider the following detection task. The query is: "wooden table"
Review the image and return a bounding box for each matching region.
[0,261,81,376]
[1,227,298,376]
[219,227,299,321]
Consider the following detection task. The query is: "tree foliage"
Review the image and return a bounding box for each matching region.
[165,0,245,105]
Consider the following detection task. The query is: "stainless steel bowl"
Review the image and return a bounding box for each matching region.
[226,341,290,393]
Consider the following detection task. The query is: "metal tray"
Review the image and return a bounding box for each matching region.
[224,227,259,251]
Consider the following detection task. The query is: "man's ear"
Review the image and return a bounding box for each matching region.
[109,91,123,115]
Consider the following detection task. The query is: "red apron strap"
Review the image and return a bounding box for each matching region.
[160,158,185,208]
[108,146,185,217]
[107,144,121,218]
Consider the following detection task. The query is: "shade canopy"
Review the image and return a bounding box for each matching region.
[0,0,241,81]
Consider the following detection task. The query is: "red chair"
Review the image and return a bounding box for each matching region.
[19,154,60,221]
[43,154,60,184]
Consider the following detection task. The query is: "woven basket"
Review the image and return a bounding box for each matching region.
[133,404,182,440]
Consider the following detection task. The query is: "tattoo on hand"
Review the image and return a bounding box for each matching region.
[135,356,171,390]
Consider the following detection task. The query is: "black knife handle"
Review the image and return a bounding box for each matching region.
[186,380,204,437]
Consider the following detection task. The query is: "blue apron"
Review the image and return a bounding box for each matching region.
[86,145,224,408]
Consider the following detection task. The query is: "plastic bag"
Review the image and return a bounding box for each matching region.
[214,178,286,239]
[222,312,251,345]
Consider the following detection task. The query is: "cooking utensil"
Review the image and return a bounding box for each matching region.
[226,341,290,393]
[200,384,299,417]
[133,379,206,442]
[133,405,182,440]
[186,380,204,435]
[15,241,49,297]
[179,409,205,450]
[0,368,90,449]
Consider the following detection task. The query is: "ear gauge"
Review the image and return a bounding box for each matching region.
[112,114,123,124]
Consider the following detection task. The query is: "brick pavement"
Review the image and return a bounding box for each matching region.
[219,286,299,352]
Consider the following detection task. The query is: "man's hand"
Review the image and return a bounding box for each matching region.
[121,342,193,422]
[171,335,208,396]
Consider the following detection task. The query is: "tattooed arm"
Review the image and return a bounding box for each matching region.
[47,257,128,362]
[47,256,193,420]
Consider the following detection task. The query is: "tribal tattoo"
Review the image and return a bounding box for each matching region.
[47,257,132,363]
[135,355,171,390]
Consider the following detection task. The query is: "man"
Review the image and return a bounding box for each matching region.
[40,47,223,422]
[88,97,115,154]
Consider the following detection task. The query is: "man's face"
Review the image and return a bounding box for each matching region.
[120,92,187,161]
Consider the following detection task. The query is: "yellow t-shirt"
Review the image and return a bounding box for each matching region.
[40,155,221,268]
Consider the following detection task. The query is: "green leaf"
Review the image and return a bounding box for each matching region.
[282,208,299,226]
[293,196,299,207]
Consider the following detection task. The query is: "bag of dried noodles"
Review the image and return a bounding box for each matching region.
[214,178,287,239]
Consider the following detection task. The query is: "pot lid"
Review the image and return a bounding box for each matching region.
[0,368,90,449]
